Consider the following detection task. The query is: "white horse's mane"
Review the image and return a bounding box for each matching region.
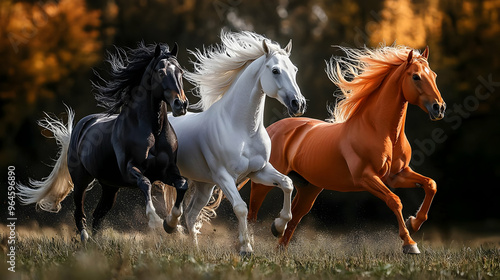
[186,31,287,111]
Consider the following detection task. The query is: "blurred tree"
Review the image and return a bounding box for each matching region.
[0,0,102,165]
[370,0,429,47]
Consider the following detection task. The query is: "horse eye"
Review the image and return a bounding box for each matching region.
[412,74,421,81]
[272,68,280,75]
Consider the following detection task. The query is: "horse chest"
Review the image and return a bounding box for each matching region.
[229,137,269,176]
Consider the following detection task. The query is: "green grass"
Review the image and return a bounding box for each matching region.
[1,224,499,280]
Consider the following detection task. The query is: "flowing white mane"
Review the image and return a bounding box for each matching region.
[186,31,287,111]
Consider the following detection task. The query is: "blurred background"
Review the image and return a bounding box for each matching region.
[1,0,499,241]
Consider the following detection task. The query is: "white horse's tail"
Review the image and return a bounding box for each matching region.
[17,107,75,213]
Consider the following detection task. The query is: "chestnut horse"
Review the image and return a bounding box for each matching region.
[248,45,446,254]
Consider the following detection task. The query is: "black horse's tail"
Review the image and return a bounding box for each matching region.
[17,107,75,213]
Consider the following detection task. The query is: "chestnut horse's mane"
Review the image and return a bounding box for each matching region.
[327,45,425,123]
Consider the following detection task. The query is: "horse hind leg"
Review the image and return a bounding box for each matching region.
[144,183,163,229]
[92,182,119,236]
[163,175,188,234]
[248,182,273,222]
[151,182,169,220]
[71,170,94,242]
[183,182,216,247]
[248,165,295,238]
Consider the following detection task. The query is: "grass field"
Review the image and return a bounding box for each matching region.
[1,222,499,280]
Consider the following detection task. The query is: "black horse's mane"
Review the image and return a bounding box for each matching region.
[92,42,171,114]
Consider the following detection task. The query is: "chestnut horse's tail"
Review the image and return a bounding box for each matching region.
[17,107,75,213]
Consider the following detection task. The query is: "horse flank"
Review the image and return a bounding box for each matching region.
[186,31,288,111]
[327,45,424,123]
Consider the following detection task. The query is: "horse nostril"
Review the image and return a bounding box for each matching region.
[291,99,299,111]
[300,99,306,112]
[440,103,446,114]
[174,98,182,108]
[432,103,440,113]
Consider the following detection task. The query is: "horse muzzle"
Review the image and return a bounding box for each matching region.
[288,97,306,117]
[171,97,188,117]
[426,101,446,121]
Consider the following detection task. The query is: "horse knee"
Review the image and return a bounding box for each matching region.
[233,203,248,219]
[386,195,402,212]
[280,176,294,193]
[423,179,437,195]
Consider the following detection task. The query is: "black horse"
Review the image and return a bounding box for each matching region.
[18,42,189,241]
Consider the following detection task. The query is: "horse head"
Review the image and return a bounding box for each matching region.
[260,39,306,117]
[402,47,446,121]
[152,43,188,117]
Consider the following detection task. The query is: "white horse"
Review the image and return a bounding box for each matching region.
[165,31,306,255]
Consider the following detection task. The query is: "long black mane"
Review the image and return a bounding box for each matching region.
[92,42,171,114]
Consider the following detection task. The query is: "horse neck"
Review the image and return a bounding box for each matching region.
[217,56,267,134]
[351,66,408,143]
[125,69,166,134]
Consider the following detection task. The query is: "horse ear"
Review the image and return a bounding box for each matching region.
[263,40,270,55]
[407,50,414,64]
[171,42,178,57]
[155,44,161,58]
[284,39,292,56]
[422,45,429,59]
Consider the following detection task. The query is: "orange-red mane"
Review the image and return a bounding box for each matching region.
[327,45,423,123]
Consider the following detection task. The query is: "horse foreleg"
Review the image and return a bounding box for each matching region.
[216,172,253,256]
[358,173,420,254]
[387,167,437,234]
[127,163,162,229]
[249,164,294,237]
[279,184,323,248]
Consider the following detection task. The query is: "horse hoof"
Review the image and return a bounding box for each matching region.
[80,229,89,243]
[163,220,177,234]
[271,221,282,238]
[276,243,287,252]
[403,244,420,254]
[405,216,416,235]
